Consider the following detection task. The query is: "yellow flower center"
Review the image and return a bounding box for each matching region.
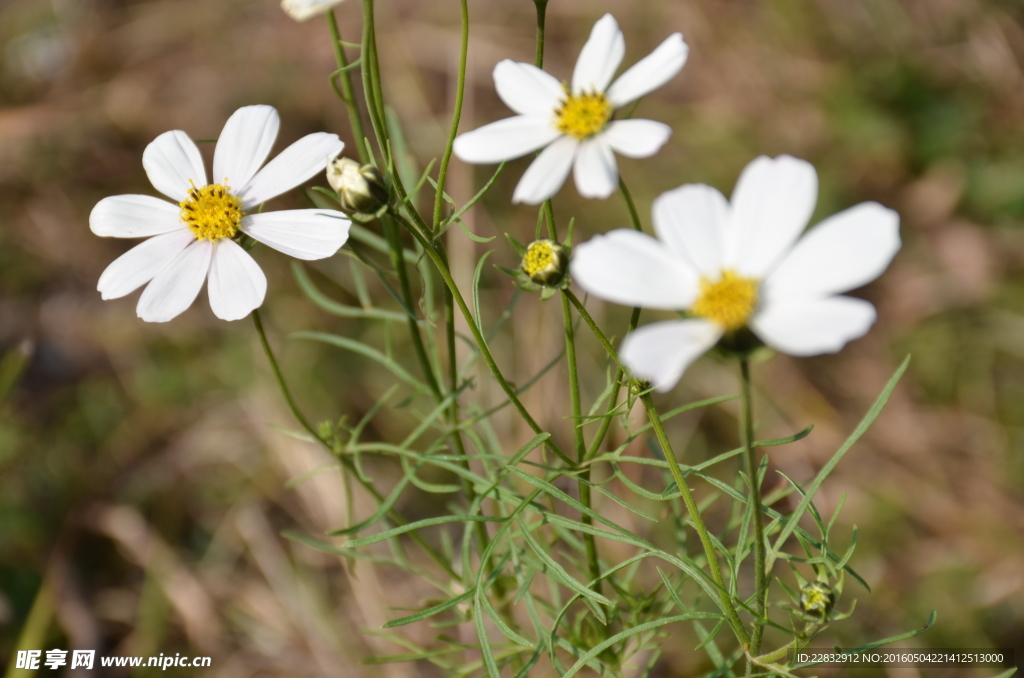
[692,270,759,330]
[554,91,613,139]
[179,183,243,241]
[523,241,556,276]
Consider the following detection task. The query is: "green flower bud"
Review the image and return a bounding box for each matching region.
[799,581,836,620]
[629,378,651,396]
[327,157,389,215]
[521,239,569,287]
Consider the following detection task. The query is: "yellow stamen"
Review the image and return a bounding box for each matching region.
[179,182,243,241]
[523,241,556,276]
[692,270,759,330]
[554,91,613,139]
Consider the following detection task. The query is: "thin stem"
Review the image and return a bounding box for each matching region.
[392,212,572,466]
[252,309,322,442]
[741,356,768,655]
[561,290,602,595]
[583,304,641,460]
[642,396,750,647]
[432,0,469,234]
[360,0,388,161]
[619,178,643,233]
[533,0,548,67]
[562,291,749,646]
[430,0,485,558]
[326,11,370,163]
[382,217,443,399]
[250,309,458,580]
[541,191,601,595]
[438,248,490,558]
[355,0,490,571]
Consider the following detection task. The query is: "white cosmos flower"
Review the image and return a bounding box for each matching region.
[572,155,901,392]
[90,105,350,323]
[452,14,688,205]
[280,0,345,22]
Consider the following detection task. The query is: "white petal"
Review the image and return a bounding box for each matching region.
[213,105,280,191]
[751,295,877,356]
[603,119,671,158]
[620,319,721,392]
[142,130,207,202]
[453,116,561,164]
[136,239,213,323]
[762,202,901,301]
[240,209,350,260]
[571,229,699,310]
[207,239,267,321]
[90,195,185,238]
[572,14,625,95]
[493,60,564,116]
[652,184,729,277]
[606,33,688,108]
[730,155,819,278]
[573,136,618,199]
[512,135,578,204]
[280,0,344,22]
[97,230,196,300]
[237,133,344,208]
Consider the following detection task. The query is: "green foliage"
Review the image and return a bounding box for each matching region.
[249,6,940,676]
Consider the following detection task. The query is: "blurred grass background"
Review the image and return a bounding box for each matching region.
[1,0,1023,675]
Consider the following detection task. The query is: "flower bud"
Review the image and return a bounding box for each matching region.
[629,378,651,397]
[521,239,569,287]
[799,581,836,620]
[327,157,389,215]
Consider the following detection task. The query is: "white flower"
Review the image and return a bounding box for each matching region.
[453,14,688,205]
[281,0,345,22]
[90,105,350,323]
[572,155,901,391]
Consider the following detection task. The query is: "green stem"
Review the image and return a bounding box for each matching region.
[359,0,388,161]
[533,0,548,67]
[561,290,602,596]
[250,309,458,580]
[618,178,642,233]
[438,249,490,559]
[642,396,750,647]
[383,217,443,400]
[582,304,641,460]
[354,0,491,575]
[432,0,469,234]
[429,0,486,557]
[541,195,601,597]
[563,291,749,646]
[392,213,572,466]
[326,11,370,163]
[741,356,768,655]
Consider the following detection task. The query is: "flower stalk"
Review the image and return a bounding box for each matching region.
[741,356,769,655]
[326,11,370,163]
[564,290,749,646]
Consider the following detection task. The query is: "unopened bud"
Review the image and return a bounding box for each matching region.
[799,581,835,620]
[327,157,389,215]
[521,239,569,287]
[629,378,651,396]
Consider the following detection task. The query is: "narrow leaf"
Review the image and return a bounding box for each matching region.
[342,515,506,548]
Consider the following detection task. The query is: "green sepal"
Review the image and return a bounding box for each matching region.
[505,232,528,256]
